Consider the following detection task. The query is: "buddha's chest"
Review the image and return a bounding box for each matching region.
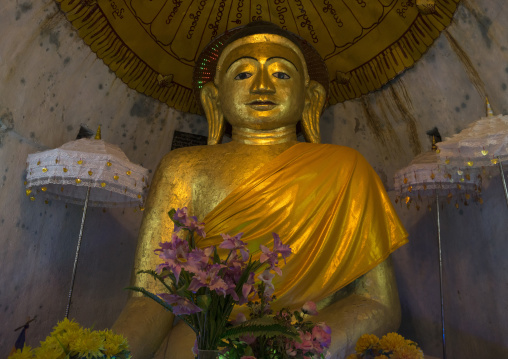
[188,156,265,219]
[187,145,290,219]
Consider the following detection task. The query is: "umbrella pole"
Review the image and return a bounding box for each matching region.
[65,186,91,319]
[436,194,447,359]
[497,157,508,208]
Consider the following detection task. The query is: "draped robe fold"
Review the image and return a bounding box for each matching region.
[197,142,408,310]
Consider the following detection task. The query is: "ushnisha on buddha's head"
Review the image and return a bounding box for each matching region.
[195,21,328,145]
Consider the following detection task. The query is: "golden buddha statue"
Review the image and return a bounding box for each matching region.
[112,22,407,359]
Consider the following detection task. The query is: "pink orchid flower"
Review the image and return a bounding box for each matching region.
[302,301,318,316]
[294,331,314,352]
[285,342,297,357]
[313,322,332,348]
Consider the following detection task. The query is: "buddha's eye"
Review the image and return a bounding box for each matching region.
[234,72,252,80]
[272,72,290,79]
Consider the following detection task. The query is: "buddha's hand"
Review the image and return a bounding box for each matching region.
[112,297,174,359]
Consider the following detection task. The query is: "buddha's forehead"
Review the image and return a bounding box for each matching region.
[216,34,309,81]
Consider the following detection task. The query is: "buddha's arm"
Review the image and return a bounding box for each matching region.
[112,152,193,358]
[313,258,401,358]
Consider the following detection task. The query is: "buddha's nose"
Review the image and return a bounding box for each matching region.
[251,69,275,94]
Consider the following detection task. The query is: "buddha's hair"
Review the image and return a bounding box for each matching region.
[193,21,329,113]
[223,21,305,53]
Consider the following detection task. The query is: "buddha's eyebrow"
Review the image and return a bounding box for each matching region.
[226,56,298,72]
[267,57,298,72]
[227,56,257,72]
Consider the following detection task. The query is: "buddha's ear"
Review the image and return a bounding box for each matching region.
[201,82,225,145]
[302,80,326,144]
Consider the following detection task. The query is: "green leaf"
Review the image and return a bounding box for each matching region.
[197,294,212,310]
[213,247,220,264]
[220,317,300,342]
[135,269,175,294]
[168,208,184,229]
[125,286,173,312]
[167,208,176,221]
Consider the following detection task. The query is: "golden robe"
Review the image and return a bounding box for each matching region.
[197,142,408,310]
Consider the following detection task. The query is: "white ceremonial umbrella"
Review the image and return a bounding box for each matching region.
[394,149,482,359]
[437,100,508,207]
[394,150,481,208]
[25,127,149,318]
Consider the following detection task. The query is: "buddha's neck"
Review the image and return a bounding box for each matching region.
[232,125,297,145]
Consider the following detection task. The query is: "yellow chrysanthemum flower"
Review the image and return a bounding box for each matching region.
[68,328,105,359]
[391,344,424,359]
[50,318,81,336]
[100,329,129,358]
[379,332,407,352]
[8,345,32,359]
[355,333,379,353]
[36,336,66,359]
[345,354,358,359]
[56,326,83,350]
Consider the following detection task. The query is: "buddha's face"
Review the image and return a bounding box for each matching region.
[215,40,308,131]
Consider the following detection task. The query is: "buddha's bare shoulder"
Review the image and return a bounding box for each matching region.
[156,144,231,169]
[156,142,294,172]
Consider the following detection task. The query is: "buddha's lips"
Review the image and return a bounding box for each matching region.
[247,100,277,106]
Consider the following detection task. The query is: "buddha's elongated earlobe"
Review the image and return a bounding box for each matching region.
[301,80,327,144]
[201,82,225,145]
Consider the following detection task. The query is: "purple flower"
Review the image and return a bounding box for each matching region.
[260,233,291,275]
[240,334,257,345]
[240,272,256,304]
[173,207,188,223]
[158,293,202,315]
[272,233,291,263]
[185,246,214,274]
[220,261,243,293]
[259,246,281,275]
[219,232,249,261]
[155,235,190,283]
[172,207,206,237]
[187,217,206,238]
[187,264,229,296]
[192,339,199,357]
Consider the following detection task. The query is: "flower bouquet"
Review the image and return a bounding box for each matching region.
[347,332,424,359]
[222,287,332,359]
[8,318,131,359]
[129,208,302,357]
